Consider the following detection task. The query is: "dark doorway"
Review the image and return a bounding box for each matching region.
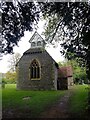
[57,80,61,90]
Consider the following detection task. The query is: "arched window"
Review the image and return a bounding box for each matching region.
[30,59,40,79]
[37,41,41,46]
[31,42,36,47]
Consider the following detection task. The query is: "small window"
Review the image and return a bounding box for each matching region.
[31,42,36,47]
[30,59,40,79]
[37,41,41,46]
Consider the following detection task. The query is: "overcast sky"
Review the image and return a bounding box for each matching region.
[0,20,65,73]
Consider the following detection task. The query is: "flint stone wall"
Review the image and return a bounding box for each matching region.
[16,48,58,90]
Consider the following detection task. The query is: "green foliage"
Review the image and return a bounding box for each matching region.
[41,2,90,79]
[1,2,90,79]
[70,60,87,84]
[58,59,88,84]
[4,72,17,84]
[2,1,40,53]
[2,84,66,118]
[69,85,88,118]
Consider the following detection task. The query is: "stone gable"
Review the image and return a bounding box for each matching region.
[17,48,58,90]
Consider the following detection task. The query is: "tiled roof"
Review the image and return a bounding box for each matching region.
[58,66,73,78]
[17,48,59,68]
[23,48,44,55]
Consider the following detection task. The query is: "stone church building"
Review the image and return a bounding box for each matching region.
[16,32,73,90]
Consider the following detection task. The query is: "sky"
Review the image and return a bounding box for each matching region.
[0,20,65,73]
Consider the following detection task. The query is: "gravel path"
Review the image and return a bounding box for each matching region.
[39,90,72,118]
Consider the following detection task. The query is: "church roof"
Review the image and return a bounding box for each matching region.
[23,48,59,68]
[23,48,44,55]
[17,32,59,69]
[29,31,45,43]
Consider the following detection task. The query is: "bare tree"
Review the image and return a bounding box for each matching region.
[8,53,21,72]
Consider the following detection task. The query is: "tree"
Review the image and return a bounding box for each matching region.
[1,1,40,54]
[5,71,16,84]
[1,1,90,79]
[58,59,88,84]
[8,53,21,72]
[40,2,90,79]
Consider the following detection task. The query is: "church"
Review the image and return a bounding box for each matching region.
[16,32,73,90]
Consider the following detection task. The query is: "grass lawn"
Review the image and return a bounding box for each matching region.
[69,84,88,118]
[2,84,89,118]
[88,85,90,112]
[2,84,66,118]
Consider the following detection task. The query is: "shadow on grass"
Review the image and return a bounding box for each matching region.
[69,85,89,119]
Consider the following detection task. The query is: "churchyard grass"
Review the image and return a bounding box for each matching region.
[2,84,88,118]
[2,84,66,118]
[69,84,88,118]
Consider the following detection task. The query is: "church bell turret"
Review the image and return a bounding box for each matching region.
[29,31,46,48]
